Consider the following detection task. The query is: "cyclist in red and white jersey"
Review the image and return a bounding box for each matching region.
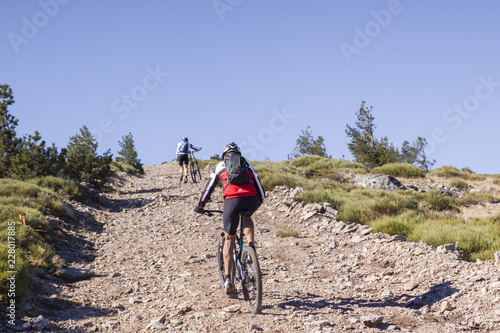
[195,142,265,295]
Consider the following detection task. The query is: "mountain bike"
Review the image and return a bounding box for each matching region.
[189,149,202,183]
[203,209,262,314]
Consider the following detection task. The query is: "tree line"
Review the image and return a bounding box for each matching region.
[289,100,435,171]
[0,84,143,187]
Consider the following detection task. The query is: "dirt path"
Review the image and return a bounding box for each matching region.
[13,163,500,332]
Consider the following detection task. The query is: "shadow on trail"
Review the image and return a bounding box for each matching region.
[266,282,458,315]
[264,292,348,316]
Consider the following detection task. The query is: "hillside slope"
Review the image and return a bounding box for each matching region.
[6,162,500,332]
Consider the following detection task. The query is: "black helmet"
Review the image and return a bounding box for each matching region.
[222,142,241,158]
[182,137,188,142]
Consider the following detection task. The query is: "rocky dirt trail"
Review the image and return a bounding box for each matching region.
[11,163,500,332]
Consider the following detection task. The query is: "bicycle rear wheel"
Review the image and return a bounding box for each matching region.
[190,161,199,183]
[195,160,202,180]
[241,246,262,313]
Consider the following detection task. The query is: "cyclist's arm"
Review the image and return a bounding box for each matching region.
[189,144,201,151]
[198,162,223,208]
[176,142,181,155]
[248,163,265,201]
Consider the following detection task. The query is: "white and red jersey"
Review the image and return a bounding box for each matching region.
[199,160,265,206]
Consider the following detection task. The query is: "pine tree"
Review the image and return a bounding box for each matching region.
[345,101,400,168]
[0,84,22,177]
[116,132,143,174]
[11,131,64,178]
[65,126,112,186]
[288,126,328,160]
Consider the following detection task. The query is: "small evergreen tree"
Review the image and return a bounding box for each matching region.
[116,132,143,174]
[0,84,22,177]
[346,101,400,168]
[288,126,328,160]
[210,154,222,160]
[65,126,112,186]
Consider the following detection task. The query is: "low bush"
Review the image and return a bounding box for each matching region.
[289,155,323,167]
[0,178,70,302]
[409,217,500,261]
[0,179,67,217]
[428,165,462,178]
[449,178,469,191]
[371,163,425,178]
[429,165,486,181]
[276,226,300,238]
[112,160,143,176]
[28,176,82,199]
[370,212,418,237]
[423,190,456,212]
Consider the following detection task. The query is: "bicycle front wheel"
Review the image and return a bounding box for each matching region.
[241,246,262,313]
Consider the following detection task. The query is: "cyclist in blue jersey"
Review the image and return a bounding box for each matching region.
[176,137,201,183]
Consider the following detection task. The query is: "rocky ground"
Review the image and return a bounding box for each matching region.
[4,162,500,332]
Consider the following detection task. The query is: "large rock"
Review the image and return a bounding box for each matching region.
[54,268,95,282]
[353,174,406,191]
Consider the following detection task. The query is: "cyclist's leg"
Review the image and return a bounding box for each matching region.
[223,233,235,276]
[179,155,189,179]
[222,198,240,277]
[243,217,255,246]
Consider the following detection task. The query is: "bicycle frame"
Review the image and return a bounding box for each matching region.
[205,209,246,278]
[205,208,262,313]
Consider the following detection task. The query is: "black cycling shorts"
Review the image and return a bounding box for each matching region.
[178,154,188,166]
[223,196,260,236]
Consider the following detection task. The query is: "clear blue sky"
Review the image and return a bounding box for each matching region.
[1,1,500,174]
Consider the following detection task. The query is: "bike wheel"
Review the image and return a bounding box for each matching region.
[189,161,198,183]
[241,246,262,313]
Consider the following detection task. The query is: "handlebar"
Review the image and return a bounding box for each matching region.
[202,209,223,216]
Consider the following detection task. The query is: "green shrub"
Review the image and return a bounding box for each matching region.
[277,226,300,238]
[409,218,500,261]
[423,190,456,212]
[429,165,462,178]
[454,191,500,206]
[450,178,469,191]
[290,155,323,167]
[29,176,82,199]
[304,158,368,179]
[0,179,66,217]
[371,163,425,178]
[370,212,417,236]
[429,165,486,181]
[0,216,56,302]
[112,160,143,175]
